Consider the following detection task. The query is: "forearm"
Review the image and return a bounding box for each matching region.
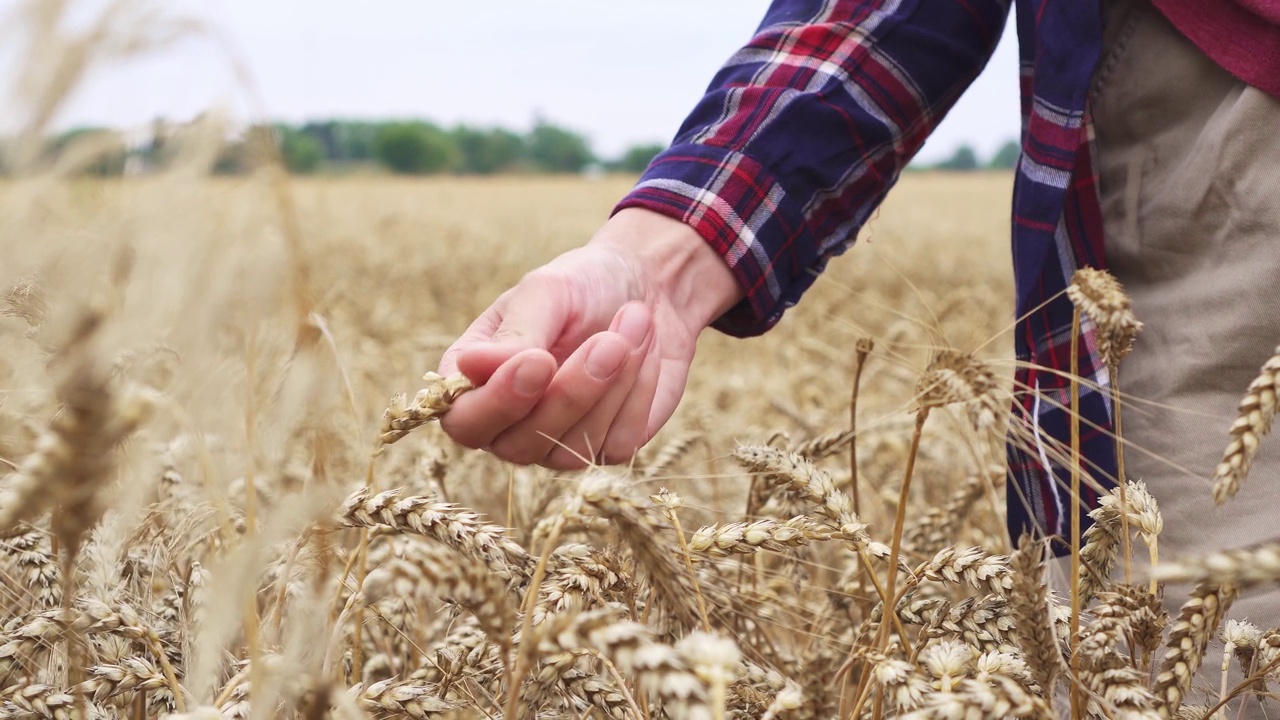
[617,0,1012,336]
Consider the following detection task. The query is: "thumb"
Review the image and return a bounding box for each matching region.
[442,277,572,384]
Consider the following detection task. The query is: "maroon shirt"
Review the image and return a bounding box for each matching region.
[1155,0,1280,97]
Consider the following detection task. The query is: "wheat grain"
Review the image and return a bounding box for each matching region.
[918,546,1012,596]
[687,516,829,557]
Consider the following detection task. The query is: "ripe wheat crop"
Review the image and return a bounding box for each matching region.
[3,2,1280,718]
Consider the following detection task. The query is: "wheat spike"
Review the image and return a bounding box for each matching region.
[916,350,1002,431]
[919,546,1013,596]
[1076,591,1163,719]
[1007,536,1061,698]
[1152,543,1280,589]
[1067,267,1143,368]
[1152,583,1238,718]
[1212,347,1280,504]
[1,527,61,610]
[338,486,532,582]
[534,609,711,720]
[731,444,889,558]
[352,679,453,717]
[687,516,829,557]
[577,470,705,630]
[361,543,513,655]
[377,371,473,446]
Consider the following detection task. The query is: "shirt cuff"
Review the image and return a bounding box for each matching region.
[612,142,819,338]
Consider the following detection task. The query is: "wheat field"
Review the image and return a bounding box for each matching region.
[5,2,1280,717]
[1,161,1273,720]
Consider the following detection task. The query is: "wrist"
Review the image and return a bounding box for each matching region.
[591,208,744,331]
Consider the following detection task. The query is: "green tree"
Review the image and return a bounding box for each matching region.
[46,128,127,176]
[277,126,324,174]
[527,120,594,173]
[935,144,979,172]
[451,125,526,174]
[614,143,665,173]
[373,122,456,174]
[302,120,381,164]
[987,139,1020,170]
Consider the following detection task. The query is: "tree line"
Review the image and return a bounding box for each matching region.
[27,119,666,177]
[917,140,1020,171]
[23,119,1018,177]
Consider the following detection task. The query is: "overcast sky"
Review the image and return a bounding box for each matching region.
[5,0,1022,163]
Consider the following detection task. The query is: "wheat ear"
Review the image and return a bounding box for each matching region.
[1212,347,1280,505]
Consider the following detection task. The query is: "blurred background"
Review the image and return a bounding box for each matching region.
[0,0,1022,176]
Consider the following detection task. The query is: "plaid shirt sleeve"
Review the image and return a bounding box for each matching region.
[615,0,1012,337]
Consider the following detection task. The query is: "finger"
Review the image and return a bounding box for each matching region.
[439,347,557,450]
[645,355,693,439]
[595,342,663,466]
[546,303,654,469]
[487,328,633,467]
[438,307,503,378]
[443,276,573,383]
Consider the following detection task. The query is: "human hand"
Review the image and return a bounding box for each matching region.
[437,208,742,470]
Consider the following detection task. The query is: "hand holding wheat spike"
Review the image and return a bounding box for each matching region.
[377,371,473,446]
[1212,347,1280,505]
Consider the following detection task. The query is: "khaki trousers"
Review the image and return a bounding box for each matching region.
[1067,0,1280,714]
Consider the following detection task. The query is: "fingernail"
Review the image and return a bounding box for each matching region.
[513,360,552,397]
[614,304,650,346]
[586,337,628,380]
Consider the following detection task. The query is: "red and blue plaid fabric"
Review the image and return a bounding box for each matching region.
[615,0,1116,552]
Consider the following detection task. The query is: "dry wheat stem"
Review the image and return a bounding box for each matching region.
[1068,303,1083,720]
[657,492,713,633]
[1113,370,1134,585]
[854,406,930,720]
[850,336,874,514]
[504,496,572,719]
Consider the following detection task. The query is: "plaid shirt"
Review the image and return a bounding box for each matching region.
[615,0,1115,550]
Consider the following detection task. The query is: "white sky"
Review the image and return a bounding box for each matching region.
[4,0,1022,163]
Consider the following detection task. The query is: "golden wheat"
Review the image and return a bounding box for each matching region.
[2,6,1277,715]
